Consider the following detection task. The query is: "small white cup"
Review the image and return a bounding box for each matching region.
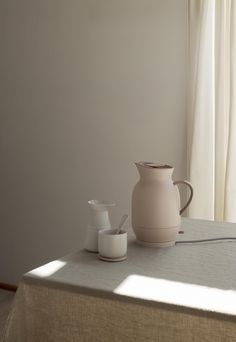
[98,229,127,259]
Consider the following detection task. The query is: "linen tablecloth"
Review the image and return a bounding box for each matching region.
[2,218,236,341]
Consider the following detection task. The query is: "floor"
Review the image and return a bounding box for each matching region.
[0,289,15,335]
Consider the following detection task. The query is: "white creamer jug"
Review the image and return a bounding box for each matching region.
[85,200,115,252]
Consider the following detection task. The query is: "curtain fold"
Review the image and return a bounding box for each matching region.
[188,0,236,222]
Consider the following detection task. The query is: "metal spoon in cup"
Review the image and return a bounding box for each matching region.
[115,214,129,235]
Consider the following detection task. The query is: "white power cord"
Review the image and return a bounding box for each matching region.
[176,237,236,245]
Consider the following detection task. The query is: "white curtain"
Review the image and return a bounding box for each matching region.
[188,0,236,222]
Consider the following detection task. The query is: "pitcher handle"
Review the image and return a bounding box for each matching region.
[173,180,193,215]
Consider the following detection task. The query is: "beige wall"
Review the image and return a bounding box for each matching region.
[0,0,187,283]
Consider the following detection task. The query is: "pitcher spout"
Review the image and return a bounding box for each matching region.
[135,161,174,180]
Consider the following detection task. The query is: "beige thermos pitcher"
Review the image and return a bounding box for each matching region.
[132,162,193,247]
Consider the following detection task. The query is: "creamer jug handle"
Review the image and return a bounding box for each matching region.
[173,181,193,215]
